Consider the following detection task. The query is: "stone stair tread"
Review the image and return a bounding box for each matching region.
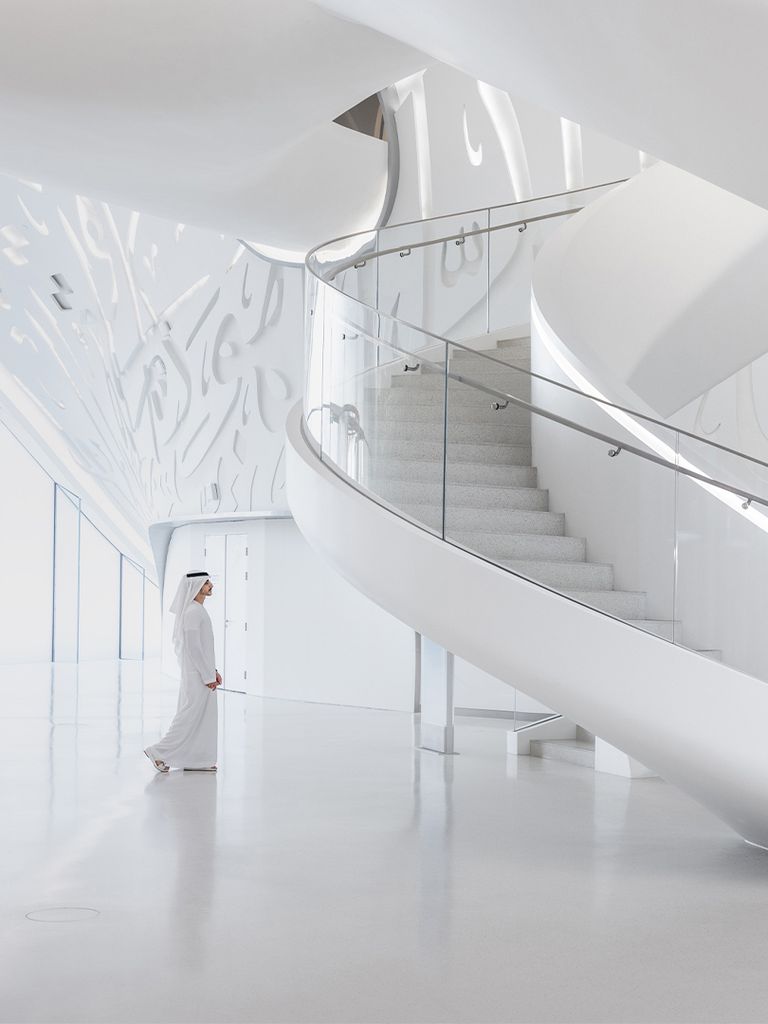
[501,559,614,590]
[529,738,596,768]
[694,648,723,661]
[371,440,533,466]
[452,532,586,561]
[565,589,647,618]
[370,460,538,486]
[376,482,548,510]
[406,506,565,535]
[369,403,531,423]
[371,421,531,443]
[627,619,680,638]
[370,388,526,407]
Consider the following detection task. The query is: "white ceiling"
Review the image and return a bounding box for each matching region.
[0,0,427,247]
[310,0,768,212]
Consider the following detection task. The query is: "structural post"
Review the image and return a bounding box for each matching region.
[418,636,455,754]
[413,632,422,713]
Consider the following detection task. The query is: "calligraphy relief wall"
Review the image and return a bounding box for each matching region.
[0,175,303,551]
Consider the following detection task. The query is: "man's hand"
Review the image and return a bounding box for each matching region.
[206,681,218,689]
[215,671,222,685]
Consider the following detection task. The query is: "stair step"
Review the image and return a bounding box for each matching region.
[371,419,531,444]
[391,372,531,399]
[368,387,525,409]
[449,342,531,364]
[627,619,681,641]
[529,738,595,768]
[405,506,565,535]
[695,648,722,661]
[370,459,538,487]
[369,399,531,425]
[452,532,586,562]
[567,590,646,619]
[370,439,532,465]
[375,480,548,510]
[498,335,532,349]
[501,560,614,591]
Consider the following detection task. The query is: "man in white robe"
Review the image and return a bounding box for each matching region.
[145,571,221,772]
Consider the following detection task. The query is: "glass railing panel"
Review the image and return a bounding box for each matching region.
[673,431,768,681]
[487,184,619,336]
[318,298,447,537]
[676,429,768,507]
[487,217,537,336]
[309,230,378,298]
[487,181,622,231]
[375,220,437,336]
[674,470,768,682]
[447,340,681,462]
[441,354,677,637]
[304,275,325,449]
[376,212,491,343]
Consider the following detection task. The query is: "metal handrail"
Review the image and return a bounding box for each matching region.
[442,368,768,511]
[317,207,583,280]
[306,195,768,479]
[306,179,626,255]
[328,323,768,511]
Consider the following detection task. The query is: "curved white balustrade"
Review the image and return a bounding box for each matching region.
[290,186,768,847]
[287,404,768,848]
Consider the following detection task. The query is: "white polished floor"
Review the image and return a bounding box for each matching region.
[2,661,768,1023]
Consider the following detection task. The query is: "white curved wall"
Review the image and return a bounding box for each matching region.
[532,163,768,418]
[0,0,426,249]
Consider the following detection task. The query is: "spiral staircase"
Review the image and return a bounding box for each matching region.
[286,183,768,849]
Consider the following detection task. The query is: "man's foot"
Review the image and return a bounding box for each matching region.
[144,749,169,773]
[183,766,217,772]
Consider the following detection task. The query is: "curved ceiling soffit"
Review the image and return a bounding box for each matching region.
[0,0,428,247]
[308,0,768,212]
[242,88,402,266]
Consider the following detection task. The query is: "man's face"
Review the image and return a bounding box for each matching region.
[198,580,214,599]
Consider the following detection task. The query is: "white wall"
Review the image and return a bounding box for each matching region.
[0,424,54,663]
[532,163,768,419]
[530,310,768,683]
[163,518,416,711]
[162,517,554,715]
[530,328,677,625]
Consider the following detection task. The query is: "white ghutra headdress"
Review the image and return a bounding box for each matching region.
[169,571,210,659]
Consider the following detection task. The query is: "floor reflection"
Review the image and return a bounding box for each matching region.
[143,771,219,971]
[1,660,767,1024]
[412,747,454,946]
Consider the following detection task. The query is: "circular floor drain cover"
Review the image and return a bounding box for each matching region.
[25,907,99,923]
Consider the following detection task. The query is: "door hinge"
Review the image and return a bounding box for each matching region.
[244,621,248,632]
[243,670,247,679]
[245,571,248,581]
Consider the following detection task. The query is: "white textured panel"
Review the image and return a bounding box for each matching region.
[0,175,304,550]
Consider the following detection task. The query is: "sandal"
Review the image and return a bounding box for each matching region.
[144,749,169,773]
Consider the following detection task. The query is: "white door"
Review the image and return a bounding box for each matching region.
[204,534,226,676]
[224,534,248,689]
